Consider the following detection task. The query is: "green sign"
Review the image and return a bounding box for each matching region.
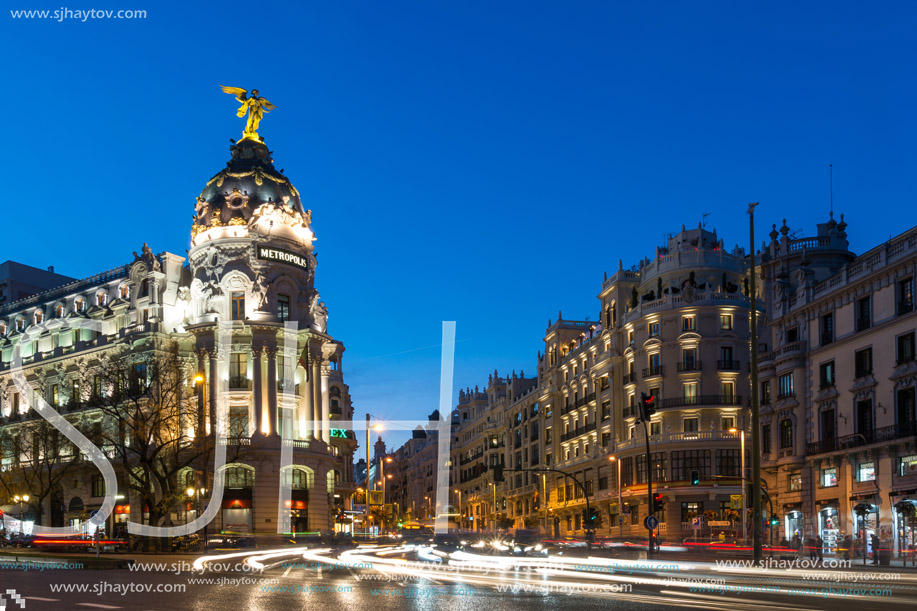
[331,429,347,438]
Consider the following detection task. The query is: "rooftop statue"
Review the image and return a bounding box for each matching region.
[219,86,276,141]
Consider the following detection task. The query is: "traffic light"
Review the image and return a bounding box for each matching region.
[769,516,779,527]
[652,493,664,514]
[639,392,656,421]
[493,465,504,482]
[690,469,700,485]
[586,507,598,525]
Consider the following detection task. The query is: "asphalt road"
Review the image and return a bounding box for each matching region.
[2,548,916,611]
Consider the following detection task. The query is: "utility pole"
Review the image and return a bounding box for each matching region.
[639,392,657,557]
[748,202,763,565]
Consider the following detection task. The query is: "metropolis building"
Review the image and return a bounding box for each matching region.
[0,131,357,537]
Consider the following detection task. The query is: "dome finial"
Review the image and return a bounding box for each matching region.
[220,85,277,142]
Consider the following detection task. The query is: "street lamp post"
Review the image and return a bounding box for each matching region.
[454,489,462,530]
[13,495,29,534]
[489,482,497,533]
[748,201,763,565]
[609,457,623,538]
[729,428,747,544]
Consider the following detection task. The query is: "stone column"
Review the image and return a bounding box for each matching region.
[300,355,313,440]
[312,358,323,441]
[321,366,330,443]
[267,347,278,436]
[208,350,218,436]
[252,346,263,436]
[196,350,206,435]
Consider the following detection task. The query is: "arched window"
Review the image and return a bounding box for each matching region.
[283,468,311,490]
[55,304,64,318]
[120,285,130,299]
[97,291,107,306]
[33,311,42,324]
[779,419,793,449]
[224,466,254,489]
[0,322,6,335]
[16,318,24,331]
[75,298,85,312]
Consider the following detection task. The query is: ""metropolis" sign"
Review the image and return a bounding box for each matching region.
[256,246,310,271]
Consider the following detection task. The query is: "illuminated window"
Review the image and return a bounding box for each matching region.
[75,298,85,312]
[277,294,291,322]
[788,474,802,491]
[899,455,917,476]
[231,291,245,320]
[720,314,733,330]
[683,417,699,433]
[51,384,59,406]
[34,311,43,324]
[97,291,107,306]
[120,285,130,299]
[16,318,24,331]
[821,467,837,487]
[779,419,793,449]
[55,305,63,318]
[0,322,6,335]
[721,416,735,430]
[858,461,876,482]
[648,322,659,337]
[682,316,696,332]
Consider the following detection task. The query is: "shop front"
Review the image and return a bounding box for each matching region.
[893,496,917,562]
[852,499,879,560]
[817,501,841,556]
[783,505,805,544]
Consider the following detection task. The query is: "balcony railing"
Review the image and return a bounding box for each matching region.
[615,428,741,451]
[229,376,250,390]
[623,405,636,418]
[642,366,664,378]
[658,394,743,409]
[560,421,597,442]
[677,361,702,372]
[854,368,872,379]
[717,360,741,371]
[622,372,636,385]
[777,391,795,400]
[807,422,917,454]
[899,300,915,316]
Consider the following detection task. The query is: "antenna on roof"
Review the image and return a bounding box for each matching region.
[702,212,711,228]
[829,163,834,215]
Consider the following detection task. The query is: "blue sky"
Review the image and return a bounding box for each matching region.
[4,1,917,449]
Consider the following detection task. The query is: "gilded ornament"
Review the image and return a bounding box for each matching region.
[228,217,247,226]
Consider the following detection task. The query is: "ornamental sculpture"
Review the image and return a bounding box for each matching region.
[220,86,276,141]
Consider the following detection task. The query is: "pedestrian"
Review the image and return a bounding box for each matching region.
[871,534,881,565]
[843,535,852,561]
[816,536,824,562]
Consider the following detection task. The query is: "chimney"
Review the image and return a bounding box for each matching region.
[47,266,54,273]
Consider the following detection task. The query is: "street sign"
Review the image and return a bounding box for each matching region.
[730,494,743,509]
[368,490,383,506]
[708,520,731,527]
[691,516,702,529]
[644,515,659,530]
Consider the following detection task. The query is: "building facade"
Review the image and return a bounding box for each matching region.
[759,217,917,556]
[0,135,357,538]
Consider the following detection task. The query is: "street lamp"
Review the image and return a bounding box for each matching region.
[489,482,497,533]
[380,457,393,505]
[729,427,747,544]
[13,495,29,534]
[608,457,623,538]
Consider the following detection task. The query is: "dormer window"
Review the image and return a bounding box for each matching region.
[16,318,24,331]
[34,311,43,324]
[75,298,85,312]
[97,291,108,306]
[55,304,64,318]
[0,322,7,335]
[120,285,130,299]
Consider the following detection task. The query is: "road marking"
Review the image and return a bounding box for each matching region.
[76,604,123,609]
[317,568,323,580]
[282,566,292,578]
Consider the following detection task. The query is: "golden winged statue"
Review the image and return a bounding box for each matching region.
[220,86,276,141]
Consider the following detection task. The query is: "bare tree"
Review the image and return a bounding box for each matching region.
[0,418,79,528]
[89,343,243,549]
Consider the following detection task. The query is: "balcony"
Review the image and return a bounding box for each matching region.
[899,300,915,316]
[615,428,741,451]
[777,391,795,400]
[560,421,597,442]
[276,379,296,393]
[677,361,702,372]
[622,372,636,385]
[229,376,250,390]
[717,360,741,371]
[623,405,636,419]
[642,365,664,378]
[658,394,743,409]
[806,422,917,455]
[854,368,872,379]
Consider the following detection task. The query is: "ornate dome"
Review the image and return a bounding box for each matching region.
[191,138,313,248]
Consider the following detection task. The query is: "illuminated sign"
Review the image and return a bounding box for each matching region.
[256,246,310,271]
[330,428,348,438]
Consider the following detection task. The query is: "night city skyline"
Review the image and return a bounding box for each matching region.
[2,3,917,609]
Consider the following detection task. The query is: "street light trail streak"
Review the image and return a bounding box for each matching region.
[435,321,456,535]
